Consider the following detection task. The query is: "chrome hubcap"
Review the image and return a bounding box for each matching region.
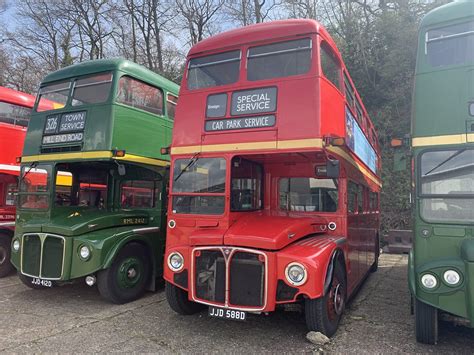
[127,268,137,279]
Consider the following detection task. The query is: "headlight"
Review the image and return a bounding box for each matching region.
[421,273,437,289]
[285,262,307,286]
[443,270,461,286]
[12,239,20,252]
[168,252,184,271]
[79,245,91,260]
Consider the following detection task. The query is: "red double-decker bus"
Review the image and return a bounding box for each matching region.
[0,87,54,277]
[164,19,381,336]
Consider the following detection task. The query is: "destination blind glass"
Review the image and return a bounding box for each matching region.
[187,50,241,90]
[420,149,474,223]
[42,111,86,145]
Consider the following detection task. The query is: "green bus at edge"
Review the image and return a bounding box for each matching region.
[10,58,179,304]
[410,0,474,344]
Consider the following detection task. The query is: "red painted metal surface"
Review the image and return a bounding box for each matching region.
[165,20,382,313]
[0,87,38,228]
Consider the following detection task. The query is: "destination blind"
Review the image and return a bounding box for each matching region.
[42,111,86,145]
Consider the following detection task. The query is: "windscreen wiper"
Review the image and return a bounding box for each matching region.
[424,148,466,176]
[174,152,200,182]
[19,161,38,183]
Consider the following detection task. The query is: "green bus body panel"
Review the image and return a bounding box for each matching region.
[410,0,474,328]
[13,59,177,288]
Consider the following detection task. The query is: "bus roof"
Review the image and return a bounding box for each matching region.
[189,19,334,57]
[42,58,179,94]
[0,86,36,108]
[420,0,474,29]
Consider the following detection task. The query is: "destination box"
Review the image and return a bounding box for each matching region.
[205,115,275,131]
[231,87,277,116]
[206,93,227,118]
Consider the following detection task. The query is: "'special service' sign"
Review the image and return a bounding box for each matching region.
[231,87,277,116]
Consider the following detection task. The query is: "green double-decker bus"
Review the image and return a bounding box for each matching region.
[410,0,474,344]
[10,59,179,304]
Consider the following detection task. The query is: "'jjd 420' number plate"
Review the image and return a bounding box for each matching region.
[31,277,53,287]
[208,306,246,321]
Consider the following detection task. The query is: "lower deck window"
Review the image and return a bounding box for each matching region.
[231,158,263,211]
[279,178,338,212]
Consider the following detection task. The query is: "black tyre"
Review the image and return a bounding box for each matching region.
[0,234,13,278]
[97,243,151,304]
[18,273,55,289]
[305,262,347,337]
[166,281,205,315]
[370,235,380,273]
[415,298,438,345]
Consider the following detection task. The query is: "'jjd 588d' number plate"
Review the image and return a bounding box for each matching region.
[208,306,246,321]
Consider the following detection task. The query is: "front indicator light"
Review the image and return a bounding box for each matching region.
[12,239,20,252]
[79,245,91,260]
[421,274,437,289]
[168,252,184,272]
[285,262,307,286]
[443,270,461,286]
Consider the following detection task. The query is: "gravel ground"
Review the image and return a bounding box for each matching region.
[0,253,472,353]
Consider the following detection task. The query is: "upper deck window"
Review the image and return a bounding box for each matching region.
[344,73,355,108]
[320,42,342,90]
[117,76,163,115]
[72,72,113,106]
[0,102,31,126]
[247,38,312,81]
[187,50,241,90]
[166,93,178,120]
[36,81,70,112]
[426,21,474,67]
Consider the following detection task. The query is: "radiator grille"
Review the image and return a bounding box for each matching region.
[21,233,65,279]
[193,248,266,309]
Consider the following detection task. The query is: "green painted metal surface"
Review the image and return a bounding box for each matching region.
[11,59,177,293]
[410,0,474,328]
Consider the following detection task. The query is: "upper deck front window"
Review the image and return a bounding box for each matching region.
[0,101,31,126]
[247,38,312,81]
[36,81,70,112]
[72,72,113,106]
[426,21,474,67]
[187,50,241,90]
[420,149,474,223]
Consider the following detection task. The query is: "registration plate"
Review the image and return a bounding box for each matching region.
[31,277,53,288]
[208,306,246,321]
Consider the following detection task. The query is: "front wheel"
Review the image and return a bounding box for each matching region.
[166,281,205,315]
[0,234,13,278]
[97,243,151,304]
[305,262,347,337]
[415,299,438,345]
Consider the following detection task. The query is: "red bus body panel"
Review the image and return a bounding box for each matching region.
[165,20,381,313]
[0,87,38,230]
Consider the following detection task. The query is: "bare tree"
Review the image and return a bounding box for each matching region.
[175,0,225,45]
